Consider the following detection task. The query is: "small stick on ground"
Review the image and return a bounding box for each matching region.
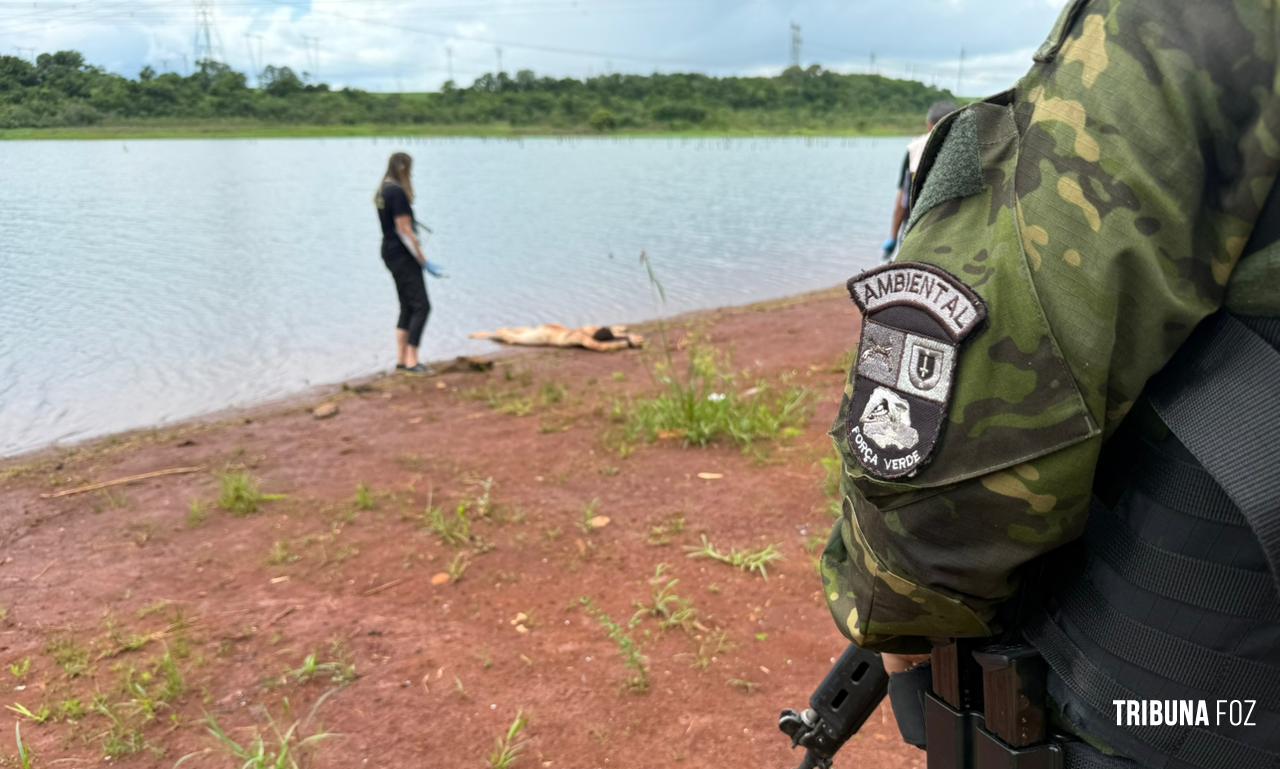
[362,576,410,596]
[40,465,205,499]
[266,605,297,626]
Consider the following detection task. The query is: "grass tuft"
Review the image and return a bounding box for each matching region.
[424,496,473,547]
[580,598,649,693]
[216,471,285,516]
[487,710,530,769]
[685,535,783,579]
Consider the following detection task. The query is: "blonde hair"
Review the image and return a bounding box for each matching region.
[376,151,414,206]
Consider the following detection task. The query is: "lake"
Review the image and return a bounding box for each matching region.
[0,135,903,457]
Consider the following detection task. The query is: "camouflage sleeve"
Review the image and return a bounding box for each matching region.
[821,0,1280,652]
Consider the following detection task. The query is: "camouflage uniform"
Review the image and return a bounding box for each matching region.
[822,0,1280,656]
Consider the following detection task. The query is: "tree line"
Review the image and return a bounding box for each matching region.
[0,50,953,132]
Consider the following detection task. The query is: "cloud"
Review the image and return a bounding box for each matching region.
[0,0,1067,94]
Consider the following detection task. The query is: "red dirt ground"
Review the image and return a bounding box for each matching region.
[0,288,920,769]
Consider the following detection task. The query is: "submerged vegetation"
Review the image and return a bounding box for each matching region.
[0,50,952,136]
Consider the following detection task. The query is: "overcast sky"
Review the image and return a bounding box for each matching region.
[0,0,1069,95]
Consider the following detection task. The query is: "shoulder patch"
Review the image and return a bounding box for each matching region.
[844,263,987,480]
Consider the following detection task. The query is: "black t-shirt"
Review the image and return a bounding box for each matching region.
[376,181,413,240]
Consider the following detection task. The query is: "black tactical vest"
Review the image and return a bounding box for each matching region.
[1024,312,1280,769]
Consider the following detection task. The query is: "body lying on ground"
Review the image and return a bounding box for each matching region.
[470,324,644,352]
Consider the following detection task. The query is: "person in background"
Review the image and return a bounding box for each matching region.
[374,152,436,375]
[881,99,956,261]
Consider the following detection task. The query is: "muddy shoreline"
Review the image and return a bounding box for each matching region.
[0,286,917,769]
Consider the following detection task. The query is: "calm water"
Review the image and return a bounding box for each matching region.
[0,136,901,457]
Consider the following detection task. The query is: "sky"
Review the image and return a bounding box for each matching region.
[0,0,1070,95]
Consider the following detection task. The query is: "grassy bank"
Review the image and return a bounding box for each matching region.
[0,119,920,141]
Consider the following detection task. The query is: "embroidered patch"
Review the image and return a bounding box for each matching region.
[845,263,986,479]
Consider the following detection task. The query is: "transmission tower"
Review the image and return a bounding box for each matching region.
[789,22,801,69]
[193,0,223,64]
[445,45,454,82]
[16,46,35,62]
[243,33,262,83]
[956,45,965,95]
[495,46,503,74]
[301,35,319,81]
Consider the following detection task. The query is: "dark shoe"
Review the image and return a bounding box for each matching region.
[395,363,407,371]
[400,363,430,376]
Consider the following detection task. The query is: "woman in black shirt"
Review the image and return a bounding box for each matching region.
[374,152,433,374]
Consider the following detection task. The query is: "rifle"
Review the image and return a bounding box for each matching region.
[779,641,1065,769]
[778,644,890,769]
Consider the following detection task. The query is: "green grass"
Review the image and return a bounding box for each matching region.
[6,703,50,724]
[282,652,357,686]
[7,657,30,679]
[424,497,473,547]
[646,512,687,546]
[685,535,783,579]
[631,564,702,634]
[186,499,209,527]
[579,598,649,694]
[353,483,377,511]
[618,256,811,450]
[177,694,338,769]
[487,710,530,769]
[13,721,33,769]
[216,471,285,516]
[46,636,90,678]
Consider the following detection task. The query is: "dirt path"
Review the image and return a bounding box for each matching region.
[0,288,919,769]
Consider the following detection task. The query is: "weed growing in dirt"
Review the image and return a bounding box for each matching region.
[94,697,146,758]
[728,677,760,694]
[7,658,29,679]
[267,540,300,566]
[187,499,209,527]
[178,692,339,769]
[46,636,90,678]
[57,698,85,722]
[6,703,50,724]
[425,496,473,547]
[469,477,496,519]
[579,598,649,693]
[353,483,377,511]
[618,254,811,450]
[447,552,471,583]
[12,721,33,769]
[0,606,7,622]
[216,471,285,516]
[689,629,734,671]
[283,651,357,686]
[618,341,811,450]
[646,512,686,546]
[631,564,702,634]
[487,710,530,769]
[685,535,783,579]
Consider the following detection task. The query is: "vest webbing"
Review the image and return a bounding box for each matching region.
[1148,312,1280,596]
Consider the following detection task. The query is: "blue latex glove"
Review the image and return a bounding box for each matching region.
[423,261,446,278]
[881,237,897,254]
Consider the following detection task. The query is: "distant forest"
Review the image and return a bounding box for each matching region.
[0,50,953,132]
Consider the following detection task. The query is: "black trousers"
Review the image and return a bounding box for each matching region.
[382,244,430,347]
